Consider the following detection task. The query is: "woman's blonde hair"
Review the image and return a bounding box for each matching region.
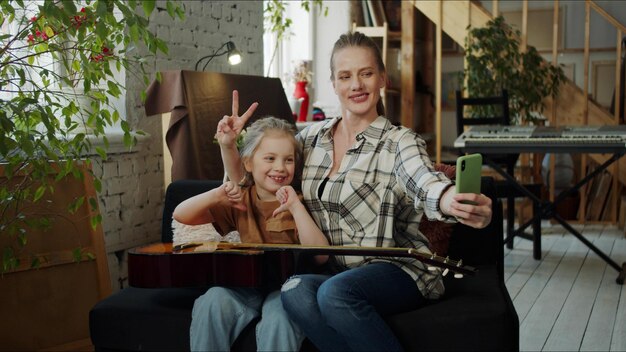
[239,116,302,187]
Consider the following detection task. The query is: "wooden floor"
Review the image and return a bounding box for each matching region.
[504,222,626,351]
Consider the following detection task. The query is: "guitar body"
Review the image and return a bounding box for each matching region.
[128,243,294,288]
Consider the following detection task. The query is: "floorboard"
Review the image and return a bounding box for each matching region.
[543,233,610,351]
[609,238,626,352]
[504,223,626,352]
[580,237,621,351]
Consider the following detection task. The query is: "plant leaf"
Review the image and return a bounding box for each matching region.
[142,0,156,18]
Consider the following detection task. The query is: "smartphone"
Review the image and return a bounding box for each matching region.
[456,153,482,204]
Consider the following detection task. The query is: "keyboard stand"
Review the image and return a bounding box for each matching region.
[461,148,626,285]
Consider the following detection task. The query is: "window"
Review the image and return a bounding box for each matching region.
[0,2,126,136]
[263,1,313,87]
[0,3,52,103]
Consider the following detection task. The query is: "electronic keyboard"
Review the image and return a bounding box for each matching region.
[454,125,626,153]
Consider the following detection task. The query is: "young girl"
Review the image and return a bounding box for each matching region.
[173,116,328,351]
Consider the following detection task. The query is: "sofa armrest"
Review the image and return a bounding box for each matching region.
[446,177,505,278]
[161,179,223,243]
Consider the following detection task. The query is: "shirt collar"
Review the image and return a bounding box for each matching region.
[317,116,340,144]
[360,116,392,143]
[320,115,392,144]
[320,116,393,145]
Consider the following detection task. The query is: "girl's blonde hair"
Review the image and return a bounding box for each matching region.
[239,116,302,187]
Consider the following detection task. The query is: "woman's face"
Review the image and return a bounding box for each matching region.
[332,46,385,120]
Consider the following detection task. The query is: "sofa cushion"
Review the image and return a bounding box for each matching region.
[89,287,207,351]
[386,266,517,351]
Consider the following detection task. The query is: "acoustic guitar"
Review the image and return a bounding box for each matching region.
[128,242,476,288]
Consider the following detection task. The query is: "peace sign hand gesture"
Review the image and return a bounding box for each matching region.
[215,90,258,148]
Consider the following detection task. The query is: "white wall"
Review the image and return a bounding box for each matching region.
[311,1,351,118]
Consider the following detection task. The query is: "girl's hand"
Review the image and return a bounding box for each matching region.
[215,90,258,147]
[223,181,247,211]
[441,187,492,229]
[272,186,301,217]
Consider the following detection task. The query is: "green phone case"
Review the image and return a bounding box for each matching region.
[456,154,482,200]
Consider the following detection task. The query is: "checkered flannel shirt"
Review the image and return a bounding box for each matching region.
[297,116,455,299]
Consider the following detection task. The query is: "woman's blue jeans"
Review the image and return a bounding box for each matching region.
[280,262,426,351]
[190,287,304,351]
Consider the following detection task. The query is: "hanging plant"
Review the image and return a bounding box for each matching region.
[0,0,185,273]
[462,16,566,124]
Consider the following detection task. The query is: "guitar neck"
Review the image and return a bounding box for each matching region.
[192,242,477,277]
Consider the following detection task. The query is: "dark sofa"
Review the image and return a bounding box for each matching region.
[90,177,518,351]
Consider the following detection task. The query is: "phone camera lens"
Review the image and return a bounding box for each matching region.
[461,160,466,170]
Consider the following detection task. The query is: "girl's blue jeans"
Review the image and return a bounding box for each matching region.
[280,262,426,352]
[190,287,304,351]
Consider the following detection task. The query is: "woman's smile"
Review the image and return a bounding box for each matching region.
[349,92,369,103]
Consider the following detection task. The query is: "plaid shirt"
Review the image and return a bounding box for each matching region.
[297,116,455,299]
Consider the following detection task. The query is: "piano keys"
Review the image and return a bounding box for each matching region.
[454,125,626,153]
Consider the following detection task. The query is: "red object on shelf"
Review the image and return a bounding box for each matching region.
[293,81,309,122]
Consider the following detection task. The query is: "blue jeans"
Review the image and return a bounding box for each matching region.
[190,287,304,351]
[280,262,426,351]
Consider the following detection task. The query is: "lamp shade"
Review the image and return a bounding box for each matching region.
[195,41,242,71]
[226,42,242,65]
[228,51,241,65]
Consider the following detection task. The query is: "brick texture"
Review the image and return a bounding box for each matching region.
[98,1,263,292]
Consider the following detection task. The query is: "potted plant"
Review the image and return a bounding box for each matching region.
[0,1,183,271]
[462,16,566,124]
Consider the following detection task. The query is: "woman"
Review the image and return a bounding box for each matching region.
[218,32,492,351]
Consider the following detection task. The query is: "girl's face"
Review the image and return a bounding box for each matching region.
[243,133,296,201]
[332,46,385,121]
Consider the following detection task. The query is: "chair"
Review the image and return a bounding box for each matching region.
[455,90,542,259]
[89,178,518,351]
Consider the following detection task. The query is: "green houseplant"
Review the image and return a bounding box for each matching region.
[0,0,184,273]
[462,16,566,124]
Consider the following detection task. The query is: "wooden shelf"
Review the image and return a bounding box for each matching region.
[351,2,425,130]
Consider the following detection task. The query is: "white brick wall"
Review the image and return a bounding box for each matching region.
[100,0,264,292]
